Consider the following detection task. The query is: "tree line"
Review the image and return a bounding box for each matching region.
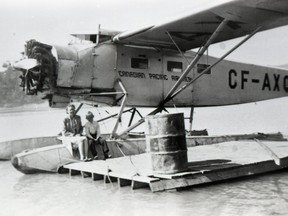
[0,67,43,107]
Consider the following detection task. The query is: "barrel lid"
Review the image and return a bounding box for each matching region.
[145,113,184,119]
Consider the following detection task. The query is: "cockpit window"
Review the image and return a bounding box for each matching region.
[131,58,149,69]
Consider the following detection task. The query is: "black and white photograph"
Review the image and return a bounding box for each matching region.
[1,0,288,215]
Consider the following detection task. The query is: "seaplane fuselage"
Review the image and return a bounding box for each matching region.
[26,40,288,108]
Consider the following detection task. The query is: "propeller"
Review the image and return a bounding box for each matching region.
[13,58,39,95]
[12,40,56,97]
[13,58,38,70]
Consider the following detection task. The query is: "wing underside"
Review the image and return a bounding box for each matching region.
[113,0,288,50]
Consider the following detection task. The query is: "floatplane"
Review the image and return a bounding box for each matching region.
[7,0,288,179]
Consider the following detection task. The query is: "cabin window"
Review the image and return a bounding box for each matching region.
[197,64,211,74]
[131,58,149,69]
[167,61,183,73]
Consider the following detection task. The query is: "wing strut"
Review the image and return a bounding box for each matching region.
[165,19,228,102]
[166,26,262,102]
[117,26,261,138]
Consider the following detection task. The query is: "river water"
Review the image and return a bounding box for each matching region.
[1,99,288,216]
[1,160,288,216]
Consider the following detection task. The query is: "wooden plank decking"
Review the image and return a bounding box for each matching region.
[63,140,288,192]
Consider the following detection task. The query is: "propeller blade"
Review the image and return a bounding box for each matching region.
[13,58,39,70]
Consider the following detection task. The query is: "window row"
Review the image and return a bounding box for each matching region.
[131,58,211,74]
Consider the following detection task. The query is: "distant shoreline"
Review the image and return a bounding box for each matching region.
[0,102,104,114]
[0,102,54,114]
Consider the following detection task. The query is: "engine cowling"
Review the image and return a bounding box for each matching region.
[14,40,96,107]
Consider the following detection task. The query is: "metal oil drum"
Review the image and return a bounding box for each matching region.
[145,113,188,174]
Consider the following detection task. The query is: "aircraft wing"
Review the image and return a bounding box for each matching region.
[113,0,288,51]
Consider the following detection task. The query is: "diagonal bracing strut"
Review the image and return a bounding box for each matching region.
[166,26,262,102]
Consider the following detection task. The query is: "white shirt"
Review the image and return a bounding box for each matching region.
[85,120,101,139]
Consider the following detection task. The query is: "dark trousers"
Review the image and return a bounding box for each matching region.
[89,137,109,160]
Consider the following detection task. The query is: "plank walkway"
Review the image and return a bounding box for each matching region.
[63,140,288,192]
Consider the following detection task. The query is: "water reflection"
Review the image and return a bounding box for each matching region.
[1,160,288,216]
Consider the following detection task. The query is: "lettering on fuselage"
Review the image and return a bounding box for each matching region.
[118,71,146,79]
[149,73,168,80]
[171,75,192,82]
[118,71,192,82]
[228,69,288,92]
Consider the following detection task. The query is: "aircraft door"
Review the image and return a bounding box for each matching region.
[163,54,194,107]
[116,45,163,107]
[92,43,117,89]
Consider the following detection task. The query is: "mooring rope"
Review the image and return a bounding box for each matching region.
[115,142,141,176]
[105,165,114,186]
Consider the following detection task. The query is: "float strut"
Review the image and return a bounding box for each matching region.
[128,108,137,127]
[189,107,194,133]
[111,80,127,138]
[75,103,83,115]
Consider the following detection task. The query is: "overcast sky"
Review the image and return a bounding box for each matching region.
[1,0,288,67]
